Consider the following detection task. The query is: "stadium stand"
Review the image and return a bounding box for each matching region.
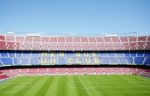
[0,34,150,79]
[0,34,150,51]
[0,51,150,66]
[0,67,149,76]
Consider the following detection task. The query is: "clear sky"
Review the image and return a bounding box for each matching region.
[0,0,150,36]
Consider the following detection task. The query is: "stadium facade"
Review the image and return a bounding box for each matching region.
[0,34,150,80]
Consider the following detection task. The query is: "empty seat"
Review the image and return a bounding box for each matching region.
[134,57,144,65]
[1,58,13,65]
[0,41,7,50]
[143,57,150,65]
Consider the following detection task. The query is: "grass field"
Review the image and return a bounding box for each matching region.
[0,75,150,96]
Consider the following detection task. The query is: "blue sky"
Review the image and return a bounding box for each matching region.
[0,0,150,36]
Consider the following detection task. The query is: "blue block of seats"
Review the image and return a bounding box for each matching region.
[144,57,150,65]
[100,57,110,64]
[0,58,13,65]
[14,58,21,65]
[30,58,39,65]
[134,57,144,65]
[109,57,119,64]
[126,57,133,64]
[0,53,8,57]
[20,58,30,65]
[118,57,128,64]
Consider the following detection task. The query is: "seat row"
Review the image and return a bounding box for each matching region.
[1,67,149,76]
[0,35,150,51]
[0,57,150,66]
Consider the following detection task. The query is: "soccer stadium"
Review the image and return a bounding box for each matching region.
[1,0,150,96]
[0,34,150,96]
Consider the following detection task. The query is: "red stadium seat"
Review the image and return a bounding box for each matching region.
[0,35,5,41]
[41,37,49,42]
[0,41,7,50]
[28,69,38,75]
[73,37,81,42]
[67,68,76,74]
[25,36,33,42]
[128,36,137,42]
[120,37,128,42]
[122,43,130,50]
[95,37,104,42]
[82,42,90,51]
[23,42,32,50]
[89,43,98,50]
[74,43,82,51]
[105,43,114,50]
[129,42,137,50]
[76,68,85,74]
[104,37,112,42]
[81,37,89,42]
[57,42,66,50]
[57,37,65,42]
[38,68,48,74]
[32,43,41,50]
[111,37,120,42]
[147,36,150,41]
[49,37,57,42]
[57,68,66,74]
[88,37,96,42]
[5,35,15,41]
[66,37,73,42]
[47,68,57,74]
[114,43,124,50]
[41,43,49,50]
[33,36,41,42]
[7,42,16,50]
[49,43,58,50]
[66,43,74,50]
[85,68,95,74]
[138,36,147,42]
[145,42,150,50]
[137,42,145,50]
[97,43,106,50]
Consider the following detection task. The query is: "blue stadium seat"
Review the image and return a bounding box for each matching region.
[136,52,144,57]
[30,58,39,65]
[22,52,31,57]
[143,57,150,65]
[31,53,40,58]
[99,53,108,57]
[20,58,30,65]
[107,53,116,57]
[0,59,3,66]
[126,57,134,64]
[116,53,125,57]
[144,52,150,57]
[109,57,119,64]
[130,53,136,57]
[16,52,22,57]
[100,57,110,64]
[1,58,13,65]
[0,52,8,57]
[8,52,15,57]
[14,58,21,65]
[118,57,128,64]
[57,57,66,65]
[134,57,144,65]
[124,53,130,57]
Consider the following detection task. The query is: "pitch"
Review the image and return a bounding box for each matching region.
[0,75,150,96]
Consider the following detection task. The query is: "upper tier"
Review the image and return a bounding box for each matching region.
[0,34,150,51]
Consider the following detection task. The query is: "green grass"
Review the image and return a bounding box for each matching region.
[0,75,150,96]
